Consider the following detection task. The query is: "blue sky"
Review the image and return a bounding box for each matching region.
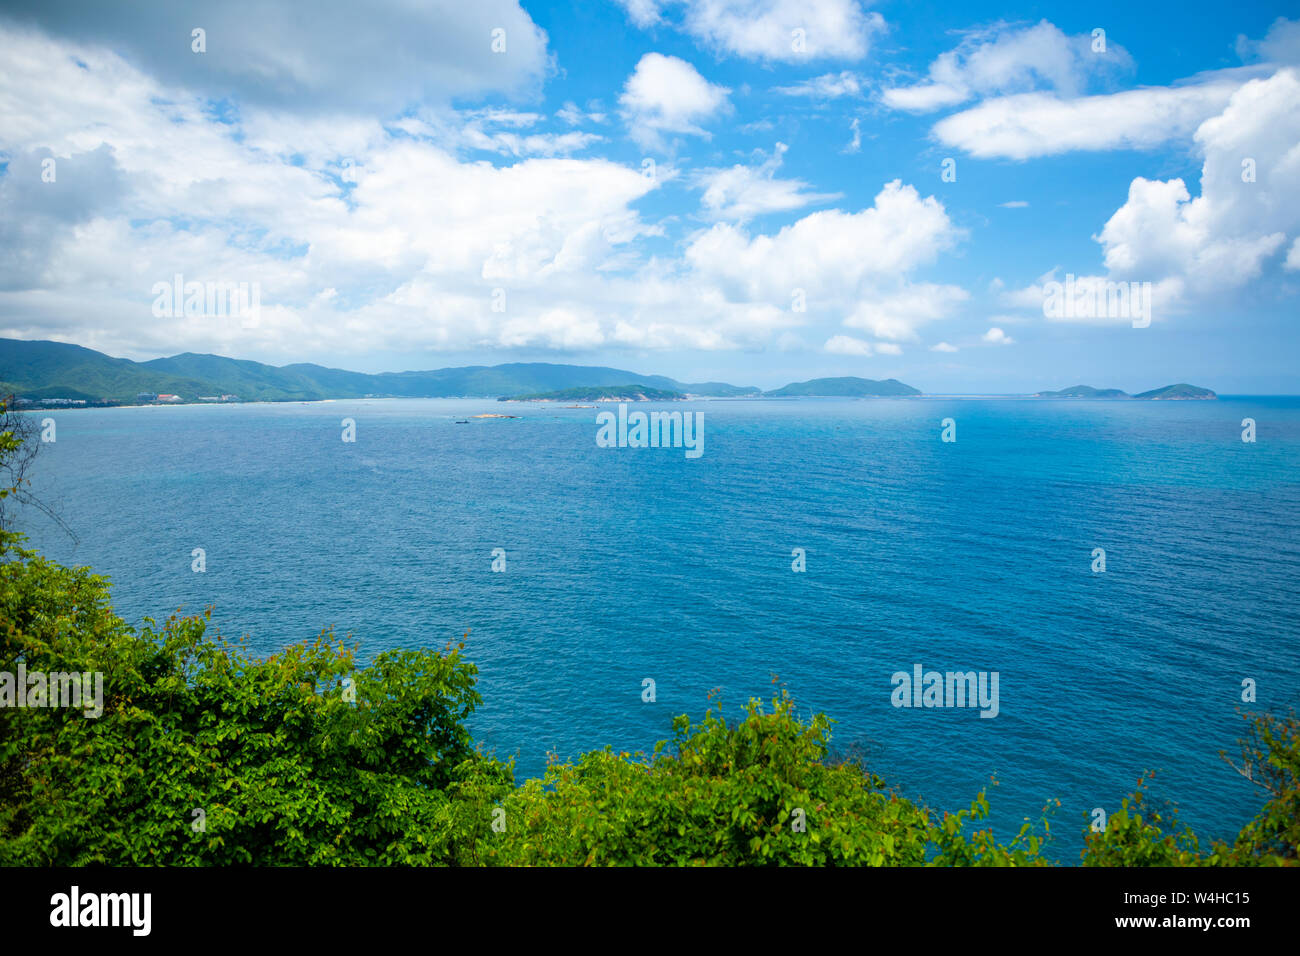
[0,0,1297,392]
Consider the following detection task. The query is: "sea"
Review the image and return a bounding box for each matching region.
[16,396,1300,859]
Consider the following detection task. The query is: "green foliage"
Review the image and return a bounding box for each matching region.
[1,538,1297,865]
[1080,777,1205,866]
[1080,716,1300,867]
[481,693,937,866]
[0,543,503,864]
[926,790,1056,867]
[1212,711,1299,865]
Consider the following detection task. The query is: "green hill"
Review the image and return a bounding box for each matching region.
[1034,383,1217,400]
[1132,383,1217,400]
[0,339,218,402]
[141,353,342,401]
[764,376,921,397]
[0,338,760,403]
[1034,385,1131,398]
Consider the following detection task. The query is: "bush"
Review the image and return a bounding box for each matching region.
[0,542,504,865]
[3,539,1296,866]
[482,694,938,866]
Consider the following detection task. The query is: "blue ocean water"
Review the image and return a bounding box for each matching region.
[18,397,1300,857]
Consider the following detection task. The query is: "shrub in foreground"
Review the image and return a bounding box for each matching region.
[1,544,1296,866]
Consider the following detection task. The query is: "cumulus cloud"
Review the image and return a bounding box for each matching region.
[693,143,839,221]
[932,79,1243,160]
[0,144,127,290]
[1094,68,1300,300]
[0,25,666,356]
[677,180,968,349]
[614,0,665,29]
[684,180,962,300]
[907,19,1300,163]
[882,20,1133,113]
[1238,16,1300,65]
[824,334,874,355]
[0,17,973,363]
[617,0,885,62]
[982,327,1013,344]
[618,52,731,149]
[1286,237,1300,271]
[842,283,969,341]
[0,0,551,113]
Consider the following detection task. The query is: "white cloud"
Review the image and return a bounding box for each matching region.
[673,180,968,351]
[925,18,1300,162]
[1002,271,1185,327]
[556,101,607,126]
[1095,68,1300,300]
[842,283,969,341]
[823,334,900,356]
[1000,200,1029,208]
[1,0,551,114]
[774,71,864,98]
[693,143,839,221]
[615,0,666,29]
[686,0,884,62]
[1238,17,1300,65]
[621,0,885,62]
[685,180,963,302]
[844,117,862,153]
[0,25,678,357]
[402,109,604,157]
[883,83,969,114]
[824,334,874,355]
[467,129,604,157]
[883,20,1133,113]
[497,308,607,349]
[982,327,1013,344]
[0,19,977,364]
[930,341,958,352]
[618,53,731,149]
[1286,237,1300,271]
[932,79,1243,160]
[557,102,585,125]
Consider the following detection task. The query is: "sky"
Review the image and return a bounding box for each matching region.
[0,0,1297,393]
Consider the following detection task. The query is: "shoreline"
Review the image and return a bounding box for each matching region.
[14,393,1258,411]
[10,392,1263,411]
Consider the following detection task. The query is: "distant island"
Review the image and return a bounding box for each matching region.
[1034,383,1217,400]
[499,385,687,403]
[764,377,922,398]
[0,337,1225,409]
